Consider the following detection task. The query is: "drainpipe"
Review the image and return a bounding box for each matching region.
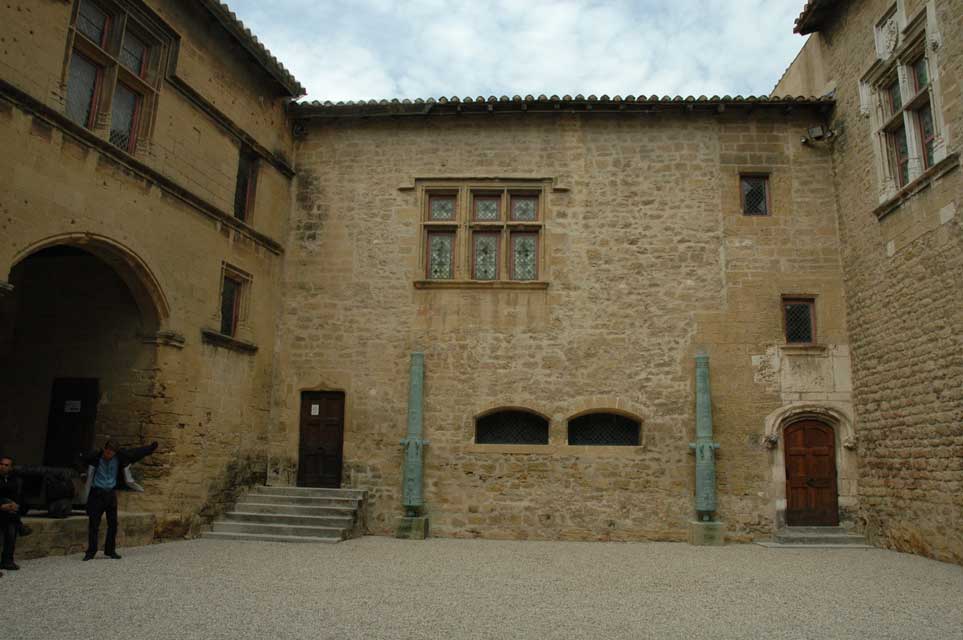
[688,349,725,544]
[397,352,429,538]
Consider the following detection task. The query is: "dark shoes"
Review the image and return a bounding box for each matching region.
[107,552,122,560]
[18,524,32,537]
[0,562,20,570]
[82,552,121,560]
[82,552,95,561]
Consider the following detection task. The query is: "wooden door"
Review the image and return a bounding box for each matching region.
[298,391,345,488]
[44,378,99,467]
[784,420,839,526]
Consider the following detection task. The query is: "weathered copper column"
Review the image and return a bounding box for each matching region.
[396,352,429,538]
[688,349,725,544]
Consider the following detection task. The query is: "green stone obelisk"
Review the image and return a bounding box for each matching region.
[396,352,429,539]
[688,350,725,545]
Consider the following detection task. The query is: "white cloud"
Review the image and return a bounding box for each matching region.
[227,0,809,101]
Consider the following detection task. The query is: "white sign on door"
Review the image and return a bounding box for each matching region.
[311,404,320,416]
[64,400,82,413]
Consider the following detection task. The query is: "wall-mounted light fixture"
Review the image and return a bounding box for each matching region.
[801,125,837,145]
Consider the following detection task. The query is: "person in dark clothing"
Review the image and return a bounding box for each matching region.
[81,440,158,561]
[0,454,30,572]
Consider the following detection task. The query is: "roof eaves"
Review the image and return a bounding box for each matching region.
[197,0,306,98]
[290,94,835,119]
[794,0,838,35]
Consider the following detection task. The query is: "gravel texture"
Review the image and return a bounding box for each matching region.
[1,537,961,639]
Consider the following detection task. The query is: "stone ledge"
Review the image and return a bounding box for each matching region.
[200,329,259,354]
[874,152,960,220]
[779,344,829,355]
[414,280,549,290]
[17,512,156,560]
[462,443,646,456]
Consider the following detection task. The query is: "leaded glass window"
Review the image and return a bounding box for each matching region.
[66,53,99,128]
[886,79,902,114]
[77,0,109,45]
[473,196,500,221]
[427,232,454,279]
[511,234,537,280]
[917,106,935,168]
[740,176,769,216]
[109,83,138,151]
[472,233,499,280]
[891,126,909,186]
[510,195,538,221]
[912,57,928,92]
[568,413,640,446]
[476,410,548,445]
[429,195,456,221]
[120,32,147,76]
[783,298,814,344]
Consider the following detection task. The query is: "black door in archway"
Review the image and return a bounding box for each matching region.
[44,378,99,467]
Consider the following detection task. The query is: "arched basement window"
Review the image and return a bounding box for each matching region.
[568,413,640,446]
[475,410,549,445]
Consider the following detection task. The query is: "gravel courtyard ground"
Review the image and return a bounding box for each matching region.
[1,537,961,640]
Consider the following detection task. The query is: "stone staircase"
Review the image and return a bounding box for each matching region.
[757,526,872,549]
[202,486,367,544]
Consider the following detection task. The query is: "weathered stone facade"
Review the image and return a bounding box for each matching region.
[778,0,962,563]
[1,0,958,564]
[0,0,297,536]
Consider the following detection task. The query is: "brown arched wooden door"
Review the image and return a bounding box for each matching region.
[784,420,839,526]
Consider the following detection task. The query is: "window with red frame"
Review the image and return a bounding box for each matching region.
[65,0,163,154]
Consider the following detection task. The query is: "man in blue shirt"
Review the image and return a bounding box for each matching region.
[81,440,158,561]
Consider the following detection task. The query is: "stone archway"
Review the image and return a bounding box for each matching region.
[762,402,858,529]
[0,237,170,465]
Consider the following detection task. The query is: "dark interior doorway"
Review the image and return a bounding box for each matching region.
[298,391,345,488]
[44,378,99,466]
[784,420,839,526]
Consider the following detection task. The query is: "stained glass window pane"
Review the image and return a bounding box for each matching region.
[109,84,138,151]
[429,196,455,220]
[473,234,498,280]
[741,176,768,215]
[512,234,537,281]
[120,33,147,76]
[476,411,548,445]
[887,80,902,114]
[77,0,108,45]
[510,196,538,221]
[428,233,453,279]
[892,126,909,185]
[784,301,813,344]
[474,197,500,221]
[66,54,99,128]
[913,58,928,91]
[568,413,640,446]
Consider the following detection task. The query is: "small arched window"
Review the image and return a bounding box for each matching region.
[475,410,549,445]
[568,412,640,446]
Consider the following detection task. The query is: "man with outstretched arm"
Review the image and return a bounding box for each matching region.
[81,440,158,561]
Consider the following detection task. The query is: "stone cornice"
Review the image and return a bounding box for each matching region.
[0,78,284,256]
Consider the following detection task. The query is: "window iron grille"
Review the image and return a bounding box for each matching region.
[784,300,814,344]
[741,176,769,215]
[568,413,640,446]
[476,410,548,445]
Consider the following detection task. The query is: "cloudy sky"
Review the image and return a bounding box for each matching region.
[227,0,810,102]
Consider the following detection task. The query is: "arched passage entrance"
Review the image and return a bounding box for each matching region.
[0,238,167,465]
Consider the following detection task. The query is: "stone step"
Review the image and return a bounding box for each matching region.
[233,502,357,518]
[780,526,853,535]
[224,511,353,528]
[236,494,360,507]
[212,520,344,539]
[250,486,367,499]
[201,531,341,544]
[773,528,868,546]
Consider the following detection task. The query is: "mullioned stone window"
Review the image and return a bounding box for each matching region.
[419,182,546,286]
[859,1,949,202]
[63,0,172,155]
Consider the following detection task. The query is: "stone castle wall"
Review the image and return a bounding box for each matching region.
[277,109,850,541]
[804,0,963,563]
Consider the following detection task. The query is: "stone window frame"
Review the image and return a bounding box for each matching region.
[860,1,948,203]
[218,263,251,339]
[739,173,771,216]
[782,295,816,346]
[62,0,172,156]
[566,412,642,446]
[415,180,548,289]
[474,409,550,445]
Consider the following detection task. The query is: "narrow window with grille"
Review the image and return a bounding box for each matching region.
[220,275,242,337]
[568,413,640,446]
[234,145,259,222]
[740,175,770,215]
[783,298,815,344]
[476,410,549,445]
